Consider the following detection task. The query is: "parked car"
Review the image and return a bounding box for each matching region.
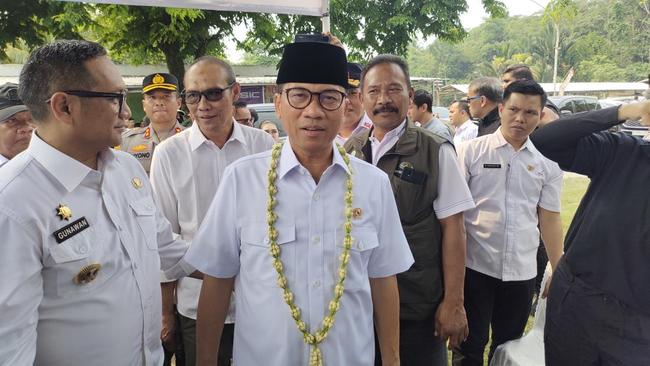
[248,103,286,137]
[548,95,601,117]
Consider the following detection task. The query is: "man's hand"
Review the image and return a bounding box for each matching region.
[161,311,177,351]
[435,298,469,349]
[541,273,553,299]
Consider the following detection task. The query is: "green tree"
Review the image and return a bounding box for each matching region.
[543,0,578,94]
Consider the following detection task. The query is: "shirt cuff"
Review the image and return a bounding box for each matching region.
[163,258,196,280]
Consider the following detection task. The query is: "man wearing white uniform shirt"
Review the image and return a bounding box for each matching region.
[150,56,274,366]
[453,80,564,366]
[449,100,477,145]
[187,41,414,366]
[0,40,194,365]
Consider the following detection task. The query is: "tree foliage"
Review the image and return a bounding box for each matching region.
[407,0,650,83]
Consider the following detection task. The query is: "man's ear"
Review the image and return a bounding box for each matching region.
[231,82,241,102]
[498,102,504,118]
[49,92,75,125]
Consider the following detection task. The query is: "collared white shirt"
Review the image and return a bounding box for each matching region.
[150,121,274,321]
[0,154,8,168]
[422,117,454,143]
[185,141,414,366]
[453,119,479,146]
[370,121,475,219]
[335,113,373,146]
[457,127,563,281]
[0,134,192,366]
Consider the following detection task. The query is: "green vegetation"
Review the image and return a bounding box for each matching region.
[408,0,650,83]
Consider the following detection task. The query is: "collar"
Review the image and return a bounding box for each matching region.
[0,154,8,166]
[370,119,407,143]
[189,120,246,151]
[489,127,534,151]
[277,139,351,180]
[28,133,103,193]
[479,107,500,126]
[456,119,473,131]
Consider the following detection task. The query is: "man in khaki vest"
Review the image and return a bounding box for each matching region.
[118,73,184,174]
[345,54,475,366]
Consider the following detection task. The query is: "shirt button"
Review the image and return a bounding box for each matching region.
[312,236,320,244]
[313,281,321,288]
[357,242,364,250]
[134,263,139,270]
[313,194,320,201]
[77,244,88,254]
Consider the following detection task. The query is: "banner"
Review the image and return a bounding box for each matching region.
[58,0,328,16]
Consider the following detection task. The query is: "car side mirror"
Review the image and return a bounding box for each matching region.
[560,110,572,117]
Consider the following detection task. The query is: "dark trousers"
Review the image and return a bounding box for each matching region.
[374,313,447,366]
[453,268,535,366]
[179,314,235,366]
[545,259,650,366]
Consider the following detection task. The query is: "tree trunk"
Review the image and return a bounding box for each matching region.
[553,22,560,96]
[161,43,186,90]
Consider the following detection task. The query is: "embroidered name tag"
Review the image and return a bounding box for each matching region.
[483,163,502,169]
[53,217,90,244]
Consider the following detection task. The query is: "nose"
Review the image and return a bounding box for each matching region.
[197,95,212,111]
[376,89,391,104]
[302,94,325,119]
[120,101,132,120]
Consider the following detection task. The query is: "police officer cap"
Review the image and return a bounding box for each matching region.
[142,73,179,94]
[347,63,362,89]
[0,83,28,123]
[276,42,348,89]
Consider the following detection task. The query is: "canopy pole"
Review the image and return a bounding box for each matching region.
[321,0,330,33]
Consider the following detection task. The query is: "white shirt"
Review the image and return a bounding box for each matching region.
[370,120,475,219]
[185,141,414,366]
[453,119,479,146]
[150,121,274,320]
[457,128,563,281]
[0,134,192,366]
[0,154,8,167]
[334,113,373,146]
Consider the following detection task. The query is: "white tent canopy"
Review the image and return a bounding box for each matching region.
[58,0,329,17]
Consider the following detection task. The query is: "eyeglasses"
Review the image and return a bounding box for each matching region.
[182,83,235,105]
[464,95,482,103]
[284,87,345,111]
[46,90,128,115]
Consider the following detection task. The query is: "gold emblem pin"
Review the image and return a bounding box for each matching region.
[132,177,143,189]
[152,73,165,84]
[56,204,72,221]
[352,208,363,219]
[527,165,535,171]
[399,162,414,170]
[74,263,102,285]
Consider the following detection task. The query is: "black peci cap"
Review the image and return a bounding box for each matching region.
[276,42,348,89]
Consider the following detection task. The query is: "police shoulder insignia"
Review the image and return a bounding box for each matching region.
[56,204,73,221]
[143,127,151,139]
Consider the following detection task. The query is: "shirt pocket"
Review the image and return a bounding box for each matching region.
[46,229,98,297]
[335,226,379,291]
[129,197,158,250]
[240,224,296,287]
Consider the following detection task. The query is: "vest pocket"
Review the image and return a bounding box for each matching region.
[129,197,157,250]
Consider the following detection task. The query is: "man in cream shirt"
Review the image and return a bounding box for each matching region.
[150,55,273,366]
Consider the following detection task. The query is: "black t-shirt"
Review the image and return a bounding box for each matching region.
[531,107,650,316]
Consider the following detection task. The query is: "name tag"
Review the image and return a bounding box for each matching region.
[483,163,502,169]
[53,217,90,244]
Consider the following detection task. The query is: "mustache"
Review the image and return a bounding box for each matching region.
[372,105,399,115]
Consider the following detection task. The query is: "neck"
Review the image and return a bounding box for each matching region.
[37,128,99,170]
[339,118,361,138]
[454,118,470,129]
[420,112,434,127]
[292,145,333,183]
[373,119,403,142]
[504,134,527,151]
[199,120,234,149]
[150,118,176,133]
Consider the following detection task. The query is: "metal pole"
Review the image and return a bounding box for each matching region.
[321,0,330,33]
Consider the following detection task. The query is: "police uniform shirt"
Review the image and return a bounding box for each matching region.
[0,134,193,365]
[185,141,414,365]
[457,127,563,281]
[150,121,274,321]
[119,121,184,174]
[334,113,373,146]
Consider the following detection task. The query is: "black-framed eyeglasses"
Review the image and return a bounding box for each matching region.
[182,82,235,105]
[284,87,346,111]
[464,95,482,103]
[46,90,128,115]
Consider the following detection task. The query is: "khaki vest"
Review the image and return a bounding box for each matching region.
[345,121,445,320]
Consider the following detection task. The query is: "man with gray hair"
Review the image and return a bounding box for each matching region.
[466,77,503,136]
